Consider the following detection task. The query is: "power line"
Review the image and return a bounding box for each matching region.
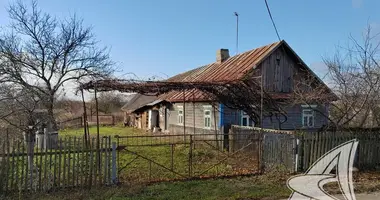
[264,0,281,41]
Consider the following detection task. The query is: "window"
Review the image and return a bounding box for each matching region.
[302,107,315,128]
[241,111,254,127]
[204,106,212,128]
[177,106,183,124]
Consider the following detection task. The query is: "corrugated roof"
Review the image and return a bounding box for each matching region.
[146,99,164,106]
[159,41,282,102]
[121,94,157,113]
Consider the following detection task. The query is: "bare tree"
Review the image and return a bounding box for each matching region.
[90,91,129,114]
[322,25,380,128]
[0,84,42,133]
[0,0,114,130]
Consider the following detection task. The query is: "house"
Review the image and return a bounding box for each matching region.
[122,40,336,134]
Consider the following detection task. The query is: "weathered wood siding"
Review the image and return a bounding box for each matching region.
[260,47,294,93]
[222,105,240,125]
[167,102,220,134]
[261,103,329,130]
[221,103,329,130]
[222,105,255,127]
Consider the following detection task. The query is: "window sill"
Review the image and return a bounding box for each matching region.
[301,126,314,129]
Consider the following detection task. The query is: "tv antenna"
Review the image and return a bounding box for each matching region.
[234,12,239,55]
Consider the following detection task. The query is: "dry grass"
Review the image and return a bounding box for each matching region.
[5,173,292,200]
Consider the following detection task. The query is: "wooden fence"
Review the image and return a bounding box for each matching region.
[0,136,117,195]
[231,126,380,172]
[58,117,83,129]
[87,115,115,126]
[58,115,116,130]
[262,133,297,172]
[299,131,380,171]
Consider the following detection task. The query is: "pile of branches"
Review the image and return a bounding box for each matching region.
[79,78,286,124]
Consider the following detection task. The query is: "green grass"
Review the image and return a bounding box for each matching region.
[120,176,290,200]
[59,125,146,137]
[3,126,275,199]
[7,174,291,200]
[58,126,257,182]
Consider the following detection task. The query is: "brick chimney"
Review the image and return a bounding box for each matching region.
[216,49,230,63]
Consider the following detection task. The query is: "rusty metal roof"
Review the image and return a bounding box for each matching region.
[160,41,282,102]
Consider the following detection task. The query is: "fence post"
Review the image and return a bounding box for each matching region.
[111,142,118,185]
[294,137,299,173]
[188,135,193,178]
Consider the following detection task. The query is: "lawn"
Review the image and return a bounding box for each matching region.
[8,173,292,200]
[6,170,380,200]
[59,125,146,137]
[59,126,258,183]
[4,126,380,199]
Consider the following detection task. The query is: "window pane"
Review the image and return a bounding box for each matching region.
[242,118,247,126]
[179,110,183,114]
[204,117,211,127]
[205,110,211,115]
[303,116,308,126]
[308,116,313,127]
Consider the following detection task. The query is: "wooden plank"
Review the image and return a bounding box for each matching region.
[84,139,88,187]
[23,141,28,192]
[5,137,9,193]
[81,137,85,186]
[53,138,57,191]
[75,137,79,187]
[317,132,322,161]
[94,137,98,186]
[37,142,42,191]
[1,139,7,193]
[98,137,103,186]
[72,137,76,187]
[67,137,71,187]
[103,137,107,185]
[62,138,67,188]
[108,136,112,184]
[43,140,48,191]
[0,140,3,193]
[309,133,315,167]
[304,133,309,169]
[10,139,16,191]
[89,138,95,188]
[375,134,380,169]
[58,138,62,188]
[15,141,20,191]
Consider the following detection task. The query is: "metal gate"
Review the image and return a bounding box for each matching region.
[115,132,260,183]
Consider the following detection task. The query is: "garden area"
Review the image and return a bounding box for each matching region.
[2,126,380,199]
[60,126,259,183]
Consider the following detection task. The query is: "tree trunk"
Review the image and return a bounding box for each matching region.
[47,95,58,131]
